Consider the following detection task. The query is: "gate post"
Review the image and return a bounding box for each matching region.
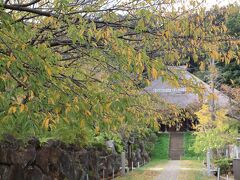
[207,150,211,176]
[233,159,240,180]
[121,152,125,175]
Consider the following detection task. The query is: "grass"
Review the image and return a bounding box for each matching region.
[178,160,216,180]
[116,133,170,180]
[182,132,204,160]
[116,160,168,180]
[151,133,170,160]
[117,160,216,180]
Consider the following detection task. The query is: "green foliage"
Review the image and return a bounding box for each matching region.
[214,158,232,175]
[151,133,169,160]
[144,132,158,153]
[227,9,240,36]
[182,132,204,160]
[217,61,240,87]
[193,106,239,153]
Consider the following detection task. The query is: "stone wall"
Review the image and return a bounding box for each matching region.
[0,135,121,180]
[0,135,152,180]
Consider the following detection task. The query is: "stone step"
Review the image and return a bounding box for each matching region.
[169,132,184,160]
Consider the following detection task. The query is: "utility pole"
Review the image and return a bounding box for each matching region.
[207,58,216,176]
[209,58,216,121]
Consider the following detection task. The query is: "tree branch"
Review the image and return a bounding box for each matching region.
[2,4,54,17]
[6,67,28,88]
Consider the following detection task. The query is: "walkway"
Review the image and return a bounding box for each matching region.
[117,133,214,180]
[156,160,180,180]
[116,160,215,180]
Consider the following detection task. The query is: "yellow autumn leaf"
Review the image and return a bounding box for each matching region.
[103,118,110,124]
[48,98,55,105]
[10,54,16,61]
[145,79,151,86]
[42,117,50,129]
[85,110,91,116]
[193,53,198,62]
[22,76,28,83]
[105,102,112,111]
[164,30,170,38]
[45,65,52,76]
[118,116,124,123]
[227,50,234,60]
[8,106,17,114]
[138,62,144,73]
[7,61,12,68]
[153,120,159,130]
[7,54,16,68]
[55,115,60,123]
[210,50,219,60]
[127,47,132,58]
[65,107,71,114]
[137,53,141,62]
[21,44,26,50]
[54,107,61,114]
[199,62,205,71]
[151,67,158,79]
[24,105,28,112]
[20,104,25,112]
[95,126,100,134]
[64,117,69,123]
[73,97,78,103]
[29,91,34,100]
[44,17,54,24]
[75,105,80,111]
[222,25,227,33]
[79,120,85,128]
[104,28,110,40]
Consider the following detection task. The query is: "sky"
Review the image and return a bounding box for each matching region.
[205,0,239,7]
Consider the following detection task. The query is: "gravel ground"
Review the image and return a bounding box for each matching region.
[116,160,215,180]
[155,160,180,180]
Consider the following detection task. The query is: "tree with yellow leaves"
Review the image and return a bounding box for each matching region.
[193,105,239,153]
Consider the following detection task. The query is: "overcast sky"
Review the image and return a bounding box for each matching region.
[205,0,238,7]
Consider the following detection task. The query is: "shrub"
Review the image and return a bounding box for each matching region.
[182,132,204,160]
[150,133,169,160]
[214,158,232,175]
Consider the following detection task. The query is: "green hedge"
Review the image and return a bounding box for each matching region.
[182,132,204,160]
[151,133,169,160]
[214,158,233,175]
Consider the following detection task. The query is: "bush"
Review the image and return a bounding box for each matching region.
[214,158,233,175]
[144,132,158,153]
[182,132,204,160]
[150,133,169,160]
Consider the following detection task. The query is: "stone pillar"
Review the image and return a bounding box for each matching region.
[229,145,234,158]
[121,152,125,176]
[233,159,240,180]
[236,146,240,159]
[207,150,211,176]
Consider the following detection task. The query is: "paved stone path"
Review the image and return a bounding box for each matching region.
[156,133,184,179]
[156,160,180,180]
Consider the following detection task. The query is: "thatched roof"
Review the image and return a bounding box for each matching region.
[144,66,231,110]
[227,103,240,121]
